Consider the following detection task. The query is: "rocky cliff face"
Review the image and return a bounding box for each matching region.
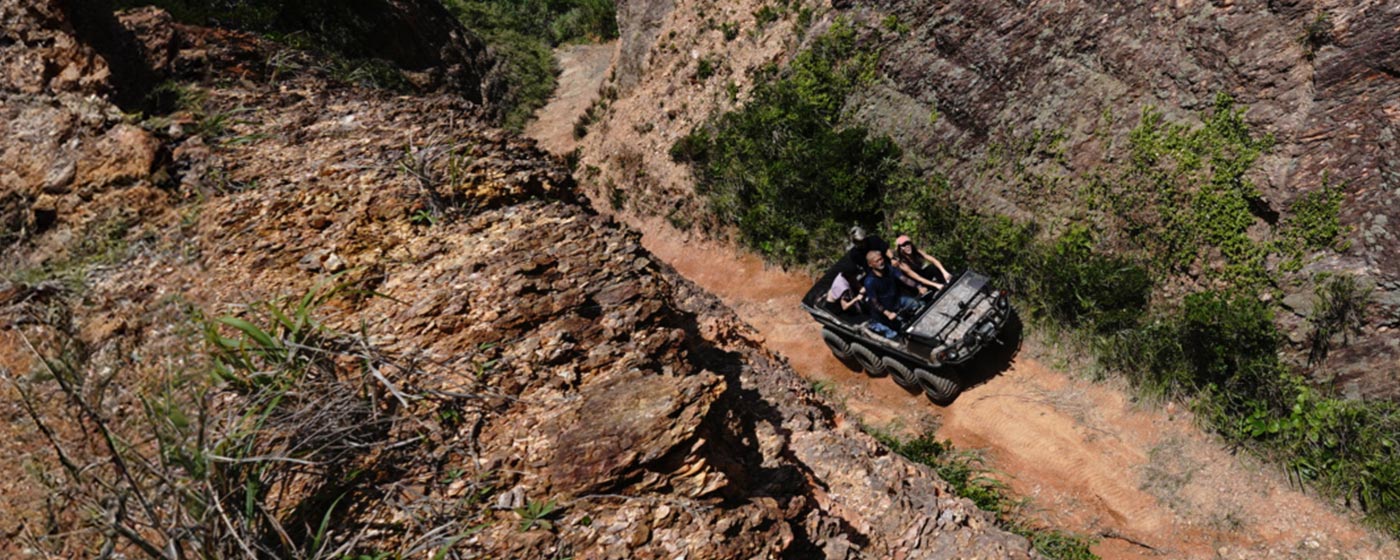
[579,0,1400,395]
[0,2,1033,557]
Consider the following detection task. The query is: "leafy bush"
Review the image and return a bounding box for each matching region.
[676,21,897,264]
[1103,94,1277,289]
[1307,273,1370,365]
[1031,225,1151,332]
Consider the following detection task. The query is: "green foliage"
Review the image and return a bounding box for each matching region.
[872,429,1099,559]
[1180,290,1279,390]
[1299,11,1334,60]
[205,278,346,390]
[721,21,740,41]
[8,213,135,291]
[881,14,910,34]
[1278,179,1350,271]
[1307,273,1370,365]
[754,5,779,27]
[441,0,618,129]
[696,56,718,80]
[1031,225,1151,332]
[675,21,895,265]
[1099,94,1277,289]
[515,498,559,531]
[445,0,617,46]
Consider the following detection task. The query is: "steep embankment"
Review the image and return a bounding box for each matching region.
[543,0,1400,558]
[1,2,1035,558]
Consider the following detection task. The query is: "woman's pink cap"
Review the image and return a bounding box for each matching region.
[896,235,911,246]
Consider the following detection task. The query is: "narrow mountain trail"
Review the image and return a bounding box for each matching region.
[527,45,1398,560]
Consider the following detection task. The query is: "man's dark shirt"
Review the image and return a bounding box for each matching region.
[862,264,914,315]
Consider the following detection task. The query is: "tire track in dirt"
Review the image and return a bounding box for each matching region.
[526,43,1397,560]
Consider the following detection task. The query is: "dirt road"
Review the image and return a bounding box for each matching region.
[527,44,1398,560]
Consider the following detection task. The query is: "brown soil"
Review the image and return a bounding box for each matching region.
[523,43,616,155]
[528,44,1400,560]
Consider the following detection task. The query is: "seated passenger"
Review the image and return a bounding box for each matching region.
[839,226,890,275]
[862,250,926,339]
[824,269,866,319]
[893,234,952,290]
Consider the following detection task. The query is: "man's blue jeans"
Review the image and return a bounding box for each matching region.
[868,295,921,339]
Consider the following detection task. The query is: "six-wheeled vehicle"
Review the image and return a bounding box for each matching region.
[800,260,1014,403]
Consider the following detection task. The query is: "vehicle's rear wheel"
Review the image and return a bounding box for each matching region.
[821,328,853,359]
[882,356,919,391]
[915,367,960,404]
[850,343,884,376]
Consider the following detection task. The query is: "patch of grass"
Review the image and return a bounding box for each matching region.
[696,56,719,80]
[7,280,494,556]
[721,21,740,41]
[871,429,1099,559]
[8,213,135,291]
[1306,273,1370,366]
[881,14,910,34]
[1299,11,1333,60]
[753,5,780,28]
[443,0,618,130]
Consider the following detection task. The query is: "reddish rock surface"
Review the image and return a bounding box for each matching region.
[0,4,1035,558]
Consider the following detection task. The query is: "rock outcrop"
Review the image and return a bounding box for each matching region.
[0,3,1034,558]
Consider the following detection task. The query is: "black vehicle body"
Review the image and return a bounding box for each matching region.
[800,258,1013,403]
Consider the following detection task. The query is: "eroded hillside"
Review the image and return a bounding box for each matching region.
[0,1,1036,557]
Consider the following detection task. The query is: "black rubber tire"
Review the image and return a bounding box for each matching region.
[850,343,885,376]
[882,356,919,391]
[821,328,853,359]
[916,367,960,404]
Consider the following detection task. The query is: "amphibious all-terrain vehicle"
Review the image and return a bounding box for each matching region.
[800,261,1013,403]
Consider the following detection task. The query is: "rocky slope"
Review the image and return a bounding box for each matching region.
[0,2,1034,557]
[579,0,1399,394]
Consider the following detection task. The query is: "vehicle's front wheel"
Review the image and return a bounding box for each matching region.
[882,356,919,391]
[915,367,960,404]
[850,343,885,377]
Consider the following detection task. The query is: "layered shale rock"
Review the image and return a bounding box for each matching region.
[0,4,1034,558]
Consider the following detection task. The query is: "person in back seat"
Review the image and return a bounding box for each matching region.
[825,269,865,319]
[841,226,889,275]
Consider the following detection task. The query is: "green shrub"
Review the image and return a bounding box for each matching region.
[696,57,717,80]
[721,21,740,41]
[676,21,896,264]
[1278,179,1350,271]
[1106,94,1277,289]
[1032,225,1151,332]
[1307,273,1370,365]
[1181,290,1280,387]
